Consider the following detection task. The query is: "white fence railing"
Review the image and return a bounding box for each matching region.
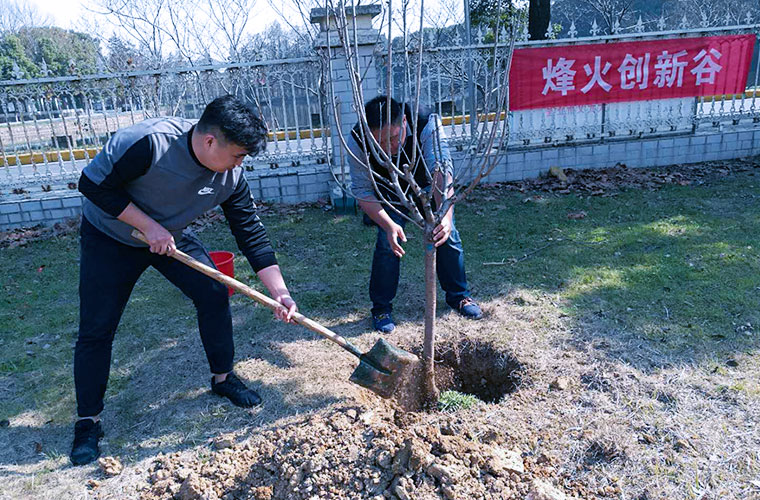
[0,57,329,189]
[3,23,760,191]
[377,24,760,148]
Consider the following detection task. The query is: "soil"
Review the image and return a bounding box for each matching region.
[137,403,555,500]
[133,337,557,500]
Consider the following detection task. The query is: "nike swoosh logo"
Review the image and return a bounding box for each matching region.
[198,187,214,195]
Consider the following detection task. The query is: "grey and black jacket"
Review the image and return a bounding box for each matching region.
[79,117,277,272]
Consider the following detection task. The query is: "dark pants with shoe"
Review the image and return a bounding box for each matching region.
[369,210,470,315]
[75,217,233,417]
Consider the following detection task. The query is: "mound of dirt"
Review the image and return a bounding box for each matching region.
[138,403,573,500]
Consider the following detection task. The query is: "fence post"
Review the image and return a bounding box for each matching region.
[311,4,382,211]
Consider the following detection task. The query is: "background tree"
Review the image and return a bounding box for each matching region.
[552,0,650,35]
[326,0,520,403]
[0,33,36,79]
[668,0,760,27]
[422,0,464,44]
[88,0,276,66]
[471,0,513,32]
[0,0,53,34]
[528,0,551,40]
[20,27,100,75]
[105,35,146,71]
[0,27,100,78]
[87,0,173,68]
[240,22,314,61]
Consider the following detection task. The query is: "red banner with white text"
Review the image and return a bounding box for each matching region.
[509,34,756,110]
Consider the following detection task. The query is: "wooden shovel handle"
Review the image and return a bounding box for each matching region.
[131,230,363,359]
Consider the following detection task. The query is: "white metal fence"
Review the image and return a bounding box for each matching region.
[0,57,328,189]
[2,21,760,192]
[377,24,760,150]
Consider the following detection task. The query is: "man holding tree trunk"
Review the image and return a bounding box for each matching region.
[347,96,483,333]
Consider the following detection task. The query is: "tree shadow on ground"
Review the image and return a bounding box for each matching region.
[0,347,344,468]
[450,177,760,372]
[0,266,361,469]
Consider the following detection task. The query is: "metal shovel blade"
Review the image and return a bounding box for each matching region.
[349,338,420,398]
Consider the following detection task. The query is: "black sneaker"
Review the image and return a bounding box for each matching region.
[211,372,262,408]
[70,419,103,466]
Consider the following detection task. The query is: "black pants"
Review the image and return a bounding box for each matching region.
[75,217,233,417]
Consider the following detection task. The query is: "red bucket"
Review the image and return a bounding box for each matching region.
[209,251,235,296]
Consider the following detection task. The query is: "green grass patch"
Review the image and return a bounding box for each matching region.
[1,168,759,427]
[438,390,480,412]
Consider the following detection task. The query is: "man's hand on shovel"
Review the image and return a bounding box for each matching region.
[143,225,176,256]
[257,265,298,324]
[273,294,297,323]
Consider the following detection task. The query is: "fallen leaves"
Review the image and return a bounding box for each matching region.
[0,218,79,249]
[566,211,587,220]
[502,158,760,197]
[549,165,568,182]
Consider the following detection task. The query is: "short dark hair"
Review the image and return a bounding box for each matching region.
[197,95,267,155]
[364,96,403,131]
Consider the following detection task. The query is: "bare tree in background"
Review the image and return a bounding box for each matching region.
[266,0,322,47]
[240,22,315,60]
[585,0,637,33]
[87,0,175,67]
[88,0,259,66]
[324,0,520,403]
[669,0,760,27]
[423,0,464,32]
[420,0,463,45]
[202,0,257,60]
[0,0,53,33]
[551,0,638,35]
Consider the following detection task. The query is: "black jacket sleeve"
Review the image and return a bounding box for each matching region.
[220,174,278,272]
[78,136,153,217]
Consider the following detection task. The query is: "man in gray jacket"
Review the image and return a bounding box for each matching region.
[71,95,297,465]
[347,96,482,333]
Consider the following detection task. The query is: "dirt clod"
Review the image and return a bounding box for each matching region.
[525,479,569,500]
[550,376,570,391]
[98,456,123,477]
[177,472,213,500]
[213,436,234,450]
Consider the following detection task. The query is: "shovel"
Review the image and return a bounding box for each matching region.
[132,230,418,398]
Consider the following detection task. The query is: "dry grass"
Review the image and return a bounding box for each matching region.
[1,160,760,498]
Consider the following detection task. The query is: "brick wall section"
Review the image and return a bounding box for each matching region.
[471,129,760,185]
[0,164,334,230]
[2,129,759,230]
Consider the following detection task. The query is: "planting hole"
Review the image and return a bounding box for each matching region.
[434,339,524,404]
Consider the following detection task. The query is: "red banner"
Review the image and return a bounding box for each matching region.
[509,34,756,110]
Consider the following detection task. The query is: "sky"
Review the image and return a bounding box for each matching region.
[28,0,88,29]
[27,0,465,39]
[28,0,282,35]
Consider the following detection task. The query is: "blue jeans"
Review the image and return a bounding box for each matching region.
[369,211,470,315]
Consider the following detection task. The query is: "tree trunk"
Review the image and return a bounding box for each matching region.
[528,0,551,41]
[422,226,440,406]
